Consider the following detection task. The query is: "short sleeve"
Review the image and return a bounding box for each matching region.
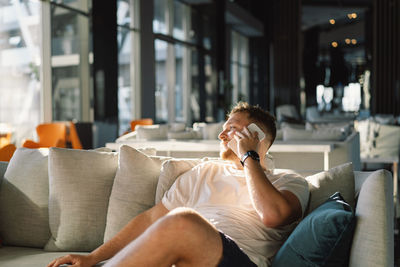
[161,167,198,211]
[272,173,310,217]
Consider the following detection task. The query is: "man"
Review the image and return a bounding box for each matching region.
[48,102,309,267]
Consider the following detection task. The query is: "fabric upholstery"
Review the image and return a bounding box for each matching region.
[45,148,118,251]
[349,169,394,266]
[103,145,170,242]
[356,120,400,158]
[135,124,168,140]
[0,148,50,248]
[193,122,224,140]
[305,162,354,214]
[282,127,346,141]
[272,192,356,267]
[167,130,199,140]
[0,246,91,267]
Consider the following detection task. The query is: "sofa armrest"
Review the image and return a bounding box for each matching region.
[349,169,394,267]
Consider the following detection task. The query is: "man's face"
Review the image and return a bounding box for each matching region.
[218,112,251,161]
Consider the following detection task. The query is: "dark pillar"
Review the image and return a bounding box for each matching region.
[92,0,118,147]
[92,0,118,123]
[303,27,320,107]
[214,0,228,115]
[372,0,400,115]
[140,0,156,119]
[271,0,301,110]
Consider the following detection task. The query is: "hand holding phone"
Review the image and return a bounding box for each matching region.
[227,123,265,157]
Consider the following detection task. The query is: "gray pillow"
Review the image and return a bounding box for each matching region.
[45,147,118,252]
[305,162,355,215]
[103,145,170,242]
[0,148,50,248]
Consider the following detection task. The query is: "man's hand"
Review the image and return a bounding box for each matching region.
[234,126,260,157]
[47,254,95,267]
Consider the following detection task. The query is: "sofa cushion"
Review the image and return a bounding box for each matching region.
[0,148,50,248]
[272,192,356,267]
[193,122,224,140]
[0,246,90,267]
[135,124,168,140]
[45,148,118,252]
[305,162,354,214]
[282,127,346,141]
[103,145,170,242]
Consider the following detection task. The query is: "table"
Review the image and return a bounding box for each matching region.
[106,140,334,171]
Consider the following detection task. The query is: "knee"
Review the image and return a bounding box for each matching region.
[160,207,207,233]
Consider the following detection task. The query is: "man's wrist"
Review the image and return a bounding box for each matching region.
[240,151,260,167]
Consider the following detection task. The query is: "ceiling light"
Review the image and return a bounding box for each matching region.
[329,19,335,25]
[345,38,351,44]
[331,42,338,48]
[347,14,352,19]
[351,39,357,45]
[352,13,357,19]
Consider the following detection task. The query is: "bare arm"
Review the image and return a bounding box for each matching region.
[243,158,302,228]
[235,129,302,228]
[47,202,169,267]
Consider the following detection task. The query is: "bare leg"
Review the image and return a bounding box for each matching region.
[104,208,223,267]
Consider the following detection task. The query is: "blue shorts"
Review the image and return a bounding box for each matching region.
[218,232,257,267]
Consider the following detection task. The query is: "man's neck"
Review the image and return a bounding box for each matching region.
[229,158,267,171]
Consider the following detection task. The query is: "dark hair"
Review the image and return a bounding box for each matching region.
[229,102,277,144]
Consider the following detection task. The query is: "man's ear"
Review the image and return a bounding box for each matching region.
[263,138,273,151]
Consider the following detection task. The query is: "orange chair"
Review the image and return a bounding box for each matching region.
[22,122,67,149]
[130,118,153,131]
[68,122,83,149]
[0,144,16,162]
[0,132,12,148]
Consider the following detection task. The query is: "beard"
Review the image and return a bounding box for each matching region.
[220,145,239,161]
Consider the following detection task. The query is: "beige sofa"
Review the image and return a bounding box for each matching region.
[0,146,394,267]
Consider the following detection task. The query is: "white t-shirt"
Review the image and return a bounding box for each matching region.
[162,161,309,267]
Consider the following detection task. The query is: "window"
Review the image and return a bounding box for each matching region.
[0,0,41,145]
[230,30,249,104]
[153,0,191,124]
[153,0,215,124]
[117,0,140,135]
[155,39,168,122]
[50,0,92,122]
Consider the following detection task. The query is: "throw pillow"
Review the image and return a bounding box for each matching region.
[272,192,356,267]
[45,147,118,252]
[0,148,50,248]
[305,162,354,214]
[103,145,171,242]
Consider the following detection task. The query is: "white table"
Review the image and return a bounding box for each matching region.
[106,140,334,171]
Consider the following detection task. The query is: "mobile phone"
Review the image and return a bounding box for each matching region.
[227,123,265,157]
[248,123,265,141]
